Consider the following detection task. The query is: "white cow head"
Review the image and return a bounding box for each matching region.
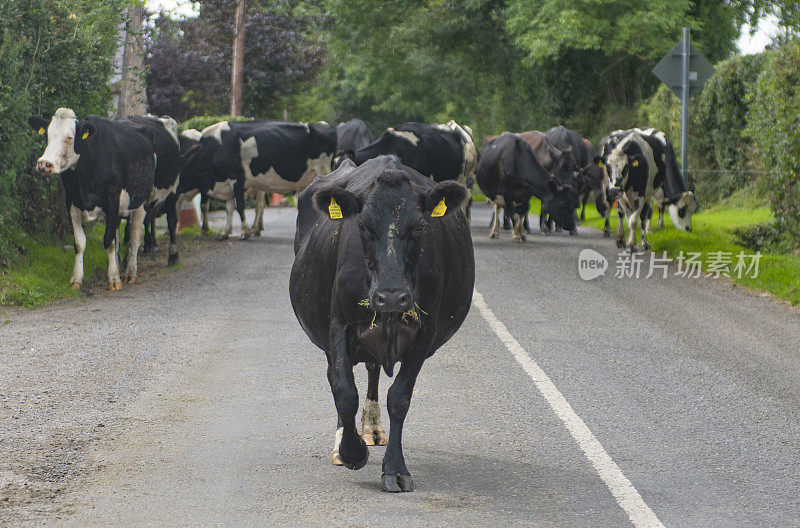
[28,108,94,174]
[606,144,644,198]
[669,191,697,232]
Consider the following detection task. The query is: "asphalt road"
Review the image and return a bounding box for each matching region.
[2,204,799,527]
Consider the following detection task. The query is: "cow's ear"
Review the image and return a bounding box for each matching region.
[423,181,468,218]
[77,122,95,141]
[29,116,50,135]
[181,143,202,159]
[313,186,361,220]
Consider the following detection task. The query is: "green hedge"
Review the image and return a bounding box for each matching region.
[0,0,126,265]
[639,53,767,206]
[745,40,800,251]
[179,114,253,132]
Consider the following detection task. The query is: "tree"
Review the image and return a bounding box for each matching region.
[145,0,327,120]
[230,0,246,116]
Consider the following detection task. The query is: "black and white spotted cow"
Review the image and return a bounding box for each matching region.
[123,115,182,265]
[178,120,337,239]
[477,132,577,242]
[28,108,156,290]
[631,128,696,233]
[351,122,468,185]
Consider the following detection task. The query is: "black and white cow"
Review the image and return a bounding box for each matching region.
[29,108,156,290]
[477,132,577,242]
[631,128,696,233]
[178,120,337,239]
[602,128,696,250]
[290,155,474,492]
[351,122,468,185]
[123,115,182,264]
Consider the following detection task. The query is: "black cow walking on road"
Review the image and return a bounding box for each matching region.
[290,156,474,492]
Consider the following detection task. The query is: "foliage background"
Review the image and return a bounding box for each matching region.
[0,0,128,264]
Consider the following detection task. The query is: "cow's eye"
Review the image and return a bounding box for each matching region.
[66,136,73,142]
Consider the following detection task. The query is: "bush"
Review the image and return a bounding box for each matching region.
[179,114,254,132]
[0,0,126,265]
[745,40,800,251]
[639,54,767,206]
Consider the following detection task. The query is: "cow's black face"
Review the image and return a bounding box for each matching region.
[552,154,582,208]
[545,179,578,231]
[313,171,468,314]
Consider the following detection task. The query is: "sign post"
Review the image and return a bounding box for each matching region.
[652,28,715,183]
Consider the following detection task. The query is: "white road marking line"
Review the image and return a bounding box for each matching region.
[472,290,664,528]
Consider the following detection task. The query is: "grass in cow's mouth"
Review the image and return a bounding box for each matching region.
[580,199,800,306]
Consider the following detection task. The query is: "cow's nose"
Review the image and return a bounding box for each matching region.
[685,225,692,232]
[373,288,412,312]
[37,160,54,173]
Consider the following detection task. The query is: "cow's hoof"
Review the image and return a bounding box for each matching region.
[569,229,578,236]
[489,233,499,239]
[616,239,625,248]
[626,245,636,253]
[339,436,369,470]
[168,253,179,266]
[126,277,136,285]
[362,429,388,447]
[70,281,82,290]
[512,236,524,244]
[382,473,414,493]
[603,228,612,238]
[108,281,122,291]
[239,233,250,241]
[217,234,229,241]
[143,245,158,254]
[332,452,344,466]
[643,242,651,251]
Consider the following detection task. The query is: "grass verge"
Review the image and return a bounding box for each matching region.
[0,228,107,307]
[0,224,211,308]
[580,202,800,306]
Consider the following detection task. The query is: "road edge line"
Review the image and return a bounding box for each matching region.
[472,289,664,528]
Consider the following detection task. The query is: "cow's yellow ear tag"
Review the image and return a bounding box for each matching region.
[431,198,447,217]
[82,131,90,140]
[328,197,343,219]
[597,161,604,168]
[632,159,639,167]
[38,127,45,135]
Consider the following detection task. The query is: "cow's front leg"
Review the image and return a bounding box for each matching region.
[657,204,666,230]
[251,190,266,236]
[234,182,250,240]
[489,203,501,239]
[626,210,639,252]
[362,363,387,446]
[200,196,211,235]
[615,210,626,248]
[165,193,179,265]
[511,212,525,243]
[124,205,146,284]
[382,355,424,492]
[104,211,122,291]
[68,205,86,289]
[328,320,368,470]
[218,198,235,240]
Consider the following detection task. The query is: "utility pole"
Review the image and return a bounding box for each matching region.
[117,4,147,117]
[680,27,690,183]
[230,0,246,116]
